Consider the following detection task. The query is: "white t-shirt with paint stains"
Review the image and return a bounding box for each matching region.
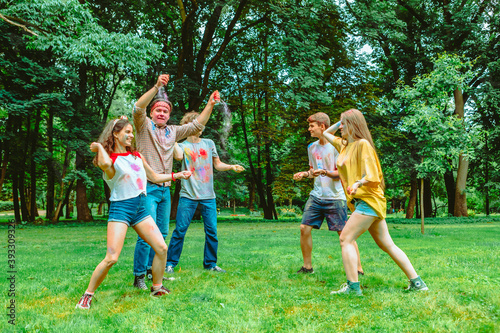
[308,141,346,200]
[179,139,218,200]
[104,151,147,201]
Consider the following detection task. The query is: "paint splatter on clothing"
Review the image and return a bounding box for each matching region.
[104,151,147,201]
[307,141,345,200]
[179,139,218,200]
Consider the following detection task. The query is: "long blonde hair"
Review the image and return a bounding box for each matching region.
[341,109,385,189]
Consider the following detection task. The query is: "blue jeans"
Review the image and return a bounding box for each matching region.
[133,182,171,276]
[167,197,218,269]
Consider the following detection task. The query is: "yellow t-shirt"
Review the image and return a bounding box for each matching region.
[330,137,386,219]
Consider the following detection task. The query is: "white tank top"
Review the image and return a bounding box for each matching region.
[104,151,147,201]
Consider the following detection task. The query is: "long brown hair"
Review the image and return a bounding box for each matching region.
[92,118,135,166]
[341,109,385,189]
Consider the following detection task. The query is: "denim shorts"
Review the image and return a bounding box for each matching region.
[301,195,347,231]
[353,199,378,217]
[108,194,151,227]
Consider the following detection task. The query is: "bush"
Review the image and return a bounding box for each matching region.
[0,201,14,212]
[277,205,302,218]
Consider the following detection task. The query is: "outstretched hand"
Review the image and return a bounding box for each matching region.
[232,165,245,173]
[293,171,308,181]
[90,142,101,153]
[156,74,169,88]
[175,170,192,180]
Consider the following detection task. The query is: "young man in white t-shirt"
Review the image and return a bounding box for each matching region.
[293,112,364,275]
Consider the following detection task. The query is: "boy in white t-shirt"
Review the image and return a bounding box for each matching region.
[293,112,364,275]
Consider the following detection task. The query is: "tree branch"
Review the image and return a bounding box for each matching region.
[0,13,39,36]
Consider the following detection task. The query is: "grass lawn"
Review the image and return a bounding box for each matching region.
[1,221,499,332]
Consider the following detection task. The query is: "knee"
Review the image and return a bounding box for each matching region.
[104,256,119,267]
[339,234,354,248]
[156,243,168,257]
[300,224,311,236]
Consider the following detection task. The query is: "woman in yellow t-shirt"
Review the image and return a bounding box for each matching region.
[323,109,428,296]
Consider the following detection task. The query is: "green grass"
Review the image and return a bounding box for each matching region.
[1,222,499,332]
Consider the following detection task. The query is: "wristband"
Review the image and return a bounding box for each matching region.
[355,180,362,187]
[172,172,176,181]
[153,85,159,91]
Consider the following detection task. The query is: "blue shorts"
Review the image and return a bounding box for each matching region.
[353,199,378,217]
[108,194,151,227]
[301,196,347,231]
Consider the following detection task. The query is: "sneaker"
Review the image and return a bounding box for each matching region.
[207,265,226,273]
[165,265,175,274]
[331,281,363,296]
[406,276,429,291]
[75,293,95,309]
[150,285,171,297]
[133,274,148,290]
[296,266,314,274]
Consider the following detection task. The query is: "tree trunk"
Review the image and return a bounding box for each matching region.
[52,180,74,223]
[454,154,469,216]
[453,88,468,217]
[30,109,42,221]
[406,176,418,219]
[443,169,455,216]
[76,177,92,221]
[46,109,55,220]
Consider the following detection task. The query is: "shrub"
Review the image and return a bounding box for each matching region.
[0,201,14,212]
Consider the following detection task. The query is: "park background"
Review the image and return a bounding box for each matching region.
[0,0,499,223]
[0,1,499,332]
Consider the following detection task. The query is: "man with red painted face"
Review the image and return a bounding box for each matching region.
[132,74,219,290]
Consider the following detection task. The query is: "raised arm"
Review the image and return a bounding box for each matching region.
[141,154,191,183]
[323,121,341,145]
[173,142,184,161]
[90,142,115,179]
[213,157,245,172]
[196,91,219,126]
[135,74,169,109]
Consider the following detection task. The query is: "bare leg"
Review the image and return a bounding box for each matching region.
[300,224,314,269]
[338,213,376,282]
[86,222,128,293]
[337,231,363,273]
[133,217,168,286]
[368,219,418,279]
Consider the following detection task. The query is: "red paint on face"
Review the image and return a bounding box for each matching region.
[150,106,171,126]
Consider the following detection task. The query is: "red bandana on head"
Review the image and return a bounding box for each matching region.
[151,101,171,113]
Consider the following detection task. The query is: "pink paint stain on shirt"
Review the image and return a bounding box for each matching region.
[199,148,208,159]
[131,164,141,172]
[189,149,198,162]
[136,178,144,190]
